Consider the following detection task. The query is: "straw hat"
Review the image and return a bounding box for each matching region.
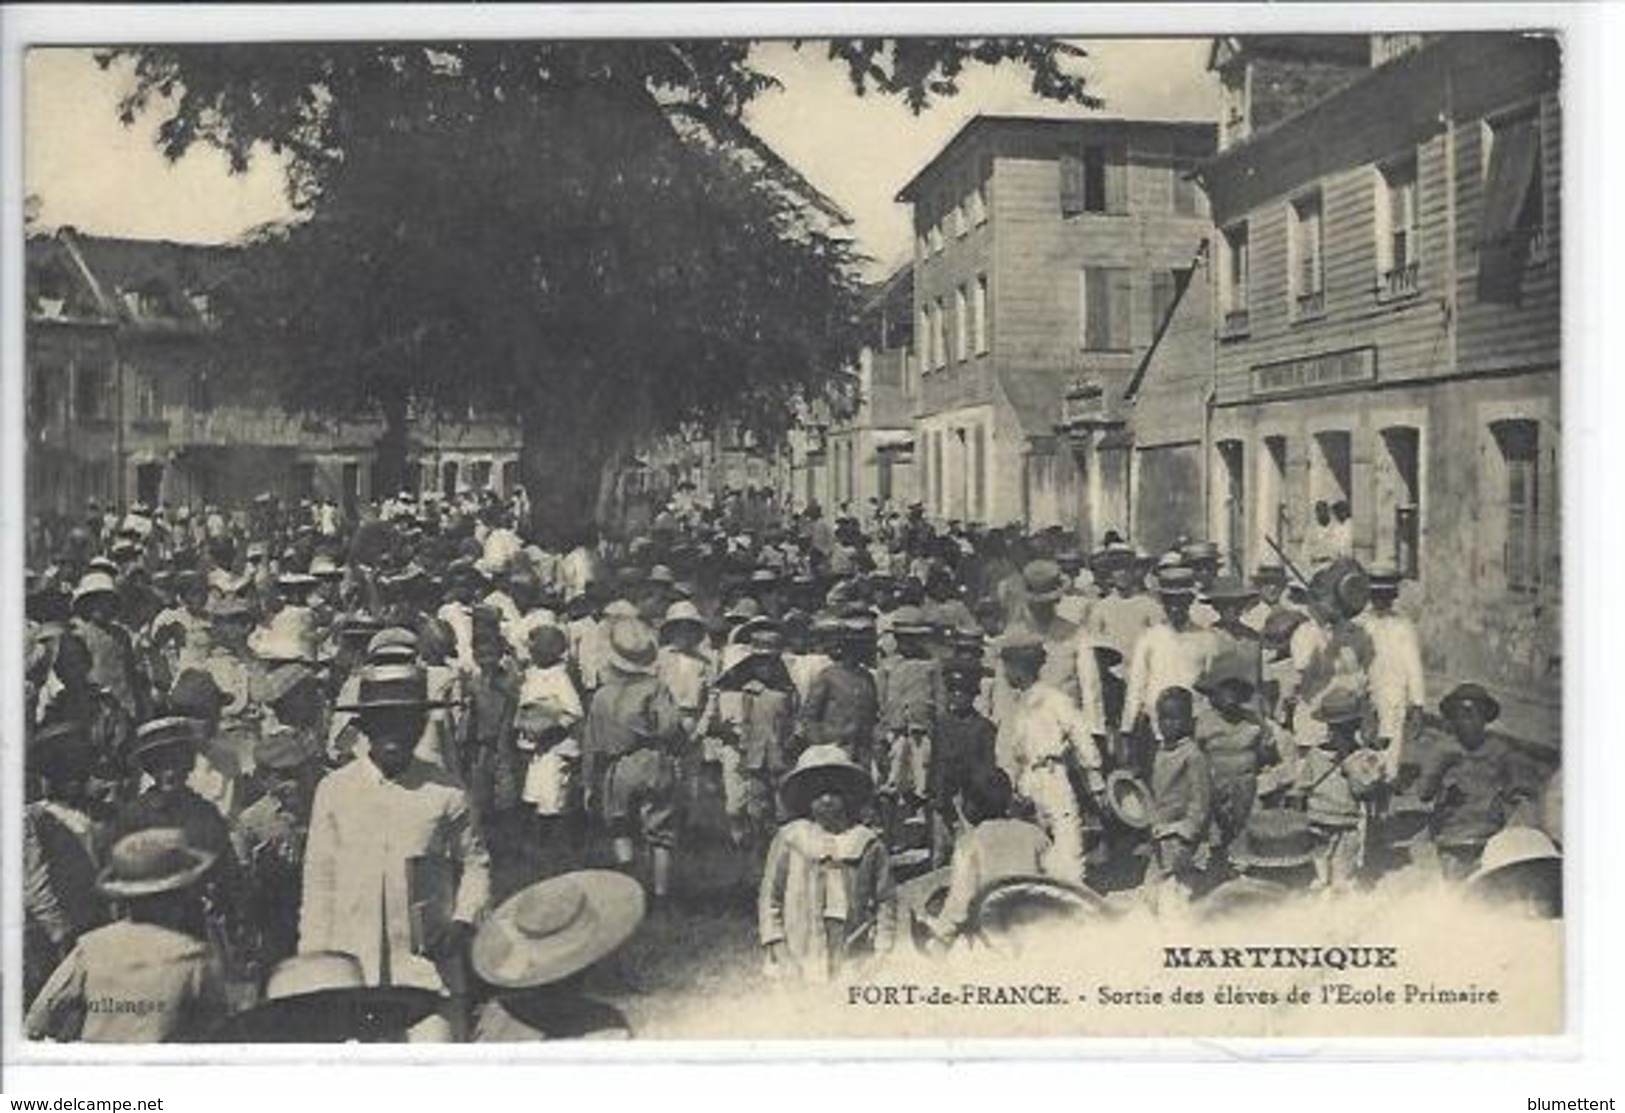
[97,827,217,899]
[970,876,1113,939]
[1021,560,1066,604]
[309,553,345,580]
[72,571,118,605]
[335,663,451,712]
[658,600,707,639]
[121,715,200,769]
[471,871,646,989]
[1228,808,1318,869]
[1153,566,1199,597]
[1103,770,1154,830]
[605,620,659,676]
[365,627,421,665]
[779,744,874,818]
[210,951,439,1043]
[1202,575,1259,606]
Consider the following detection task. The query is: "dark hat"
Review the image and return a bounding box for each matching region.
[1021,560,1066,604]
[123,716,201,768]
[1195,668,1256,704]
[1202,575,1259,606]
[29,720,98,781]
[1153,566,1199,597]
[1309,558,1370,618]
[1260,608,1309,646]
[1180,540,1221,565]
[97,827,217,900]
[254,729,314,772]
[1252,562,1288,585]
[207,595,253,621]
[889,605,934,637]
[337,613,386,643]
[166,669,230,721]
[335,663,450,712]
[1313,688,1367,726]
[527,623,568,662]
[1440,682,1501,724]
[1366,564,1403,591]
[944,658,992,688]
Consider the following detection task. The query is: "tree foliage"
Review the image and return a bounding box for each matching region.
[98,39,1097,532]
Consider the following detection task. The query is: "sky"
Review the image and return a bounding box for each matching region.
[25,40,1217,273]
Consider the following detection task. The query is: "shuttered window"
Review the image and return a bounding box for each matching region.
[1493,419,1541,594]
[1151,269,1178,335]
[972,423,987,521]
[1080,267,1133,351]
[973,275,989,355]
[1060,153,1085,216]
[954,286,968,363]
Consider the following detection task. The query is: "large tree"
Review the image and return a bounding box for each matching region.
[102,39,1098,538]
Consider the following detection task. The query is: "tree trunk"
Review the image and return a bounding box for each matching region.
[375,392,412,498]
[521,404,622,547]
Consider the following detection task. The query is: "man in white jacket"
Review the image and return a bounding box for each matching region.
[300,663,490,1042]
[1357,567,1427,781]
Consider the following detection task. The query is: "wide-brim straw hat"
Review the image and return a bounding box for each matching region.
[1021,560,1066,603]
[472,871,646,990]
[1103,770,1154,830]
[97,827,218,899]
[779,744,874,817]
[72,571,118,605]
[210,951,440,1043]
[658,601,707,638]
[1228,808,1318,869]
[605,621,660,676]
[970,875,1113,937]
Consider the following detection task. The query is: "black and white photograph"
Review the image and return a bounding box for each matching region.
[9,11,1582,1061]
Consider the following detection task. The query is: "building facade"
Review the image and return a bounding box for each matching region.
[1200,32,1561,742]
[790,265,917,518]
[25,228,520,526]
[897,115,1215,543]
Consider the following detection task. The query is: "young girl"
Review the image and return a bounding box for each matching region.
[518,625,585,845]
[759,745,896,984]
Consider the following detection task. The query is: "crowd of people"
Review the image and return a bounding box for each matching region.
[20,484,1563,1042]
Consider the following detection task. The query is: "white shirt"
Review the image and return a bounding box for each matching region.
[995,682,1103,791]
[1358,610,1426,739]
[1121,622,1216,730]
[299,757,490,994]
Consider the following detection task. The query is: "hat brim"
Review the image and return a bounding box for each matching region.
[1441,693,1502,723]
[472,871,647,990]
[1466,857,1562,914]
[1025,588,1064,604]
[97,846,217,899]
[780,762,874,817]
[605,652,659,677]
[1228,843,1317,870]
[969,875,1113,936]
[1104,770,1154,830]
[335,697,453,713]
[209,986,441,1043]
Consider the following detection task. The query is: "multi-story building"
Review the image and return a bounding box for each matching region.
[790,265,917,517]
[896,115,1215,544]
[25,228,520,525]
[1199,32,1561,741]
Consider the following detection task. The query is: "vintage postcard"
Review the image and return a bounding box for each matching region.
[11,19,1564,1054]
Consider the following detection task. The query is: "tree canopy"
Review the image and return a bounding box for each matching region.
[100,39,1098,534]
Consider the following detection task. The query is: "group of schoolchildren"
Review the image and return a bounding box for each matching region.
[20,490,1564,1036]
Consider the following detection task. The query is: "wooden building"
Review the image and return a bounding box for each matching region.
[896,115,1215,542]
[25,228,520,526]
[1199,32,1561,743]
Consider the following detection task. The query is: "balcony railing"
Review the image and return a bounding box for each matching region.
[1294,290,1326,320]
[1221,308,1251,337]
[1381,261,1420,299]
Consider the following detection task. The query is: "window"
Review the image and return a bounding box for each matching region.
[932,430,945,515]
[1079,267,1133,351]
[133,373,159,421]
[934,299,947,369]
[928,223,944,255]
[1260,435,1290,553]
[970,183,988,226]
[1478,107,1547,298]
[1151,269,1179,337]
[189,370,214,411]
[916,233,928,261]
[1493,419,1542,594]
[917,308,931,372]
[953,200,968,239]
[468,459,493,492]
[1217,440,1247,576]
[953,286,968,363]
[75,363,111,423]
[1061,143,1126,215]
[29,362,61,431]
[972,424,987,521]
[1220,223,1250,333]
[1377,425,1422,578]
[1377,155,1421,297]
[1291,191,1325,317]
[973,275,989,355]
[1172,165,1201,216]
